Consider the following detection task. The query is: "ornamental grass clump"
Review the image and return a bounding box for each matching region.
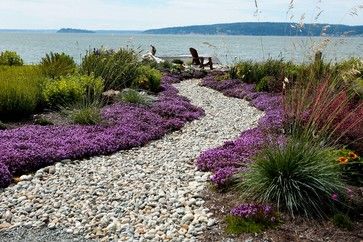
[81,48,140,90]
[284,77,363,152]
[70,106,102,125]
[40,52,77,79]
[118,89,153,106]
[0,66,44,119]
[238,138,345,218]
[226,203,278,234]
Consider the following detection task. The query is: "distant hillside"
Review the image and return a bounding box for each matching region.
[144,22,363,36]
[57,28,95,34]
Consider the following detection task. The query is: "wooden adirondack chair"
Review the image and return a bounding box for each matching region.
[189,47,213,70]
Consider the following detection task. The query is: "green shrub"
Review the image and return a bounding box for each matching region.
[70,106,102,125]
[40,52,77,79]
[229,60,256,82]
[134,65,162,92]
[230,59,288,85]
[172,59,184,65]
[225,215,264,234]
[256,76,273,92]
[238,138,345,218]
[43,74,104,108]
[81,48,140,90]
[0,51,24,66]
[0,66,44,119]
[333,213,353,230]
[118,88,152,106]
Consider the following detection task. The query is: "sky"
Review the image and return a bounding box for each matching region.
[0,0,362,30]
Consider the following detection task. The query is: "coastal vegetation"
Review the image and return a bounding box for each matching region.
[0,46,362,240]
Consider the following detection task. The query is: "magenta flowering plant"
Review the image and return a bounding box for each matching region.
[230,203,277,223]
[226,203,279,234]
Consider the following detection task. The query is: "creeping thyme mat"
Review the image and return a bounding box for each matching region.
[0,79,263,241]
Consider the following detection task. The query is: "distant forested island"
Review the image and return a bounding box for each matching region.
[57,28,96,34]
[144,22,363,36]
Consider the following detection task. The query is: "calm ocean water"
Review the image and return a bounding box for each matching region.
[1,32,363,64]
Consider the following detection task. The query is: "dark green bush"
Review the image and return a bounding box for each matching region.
[0,51,24,66]
[256,76,273,92]
[238,138,345,218]
[81,48,140,90]
[40,52,77,79]
[43,74,104,108]
[134,65,162,92]
[0,66,44,119]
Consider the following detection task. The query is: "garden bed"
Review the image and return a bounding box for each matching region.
[0,75,205,188]
[196,72,363,241]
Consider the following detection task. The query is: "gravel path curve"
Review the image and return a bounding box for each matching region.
[0,79,263,242]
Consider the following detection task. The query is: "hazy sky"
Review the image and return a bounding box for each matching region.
[0,0,362,30]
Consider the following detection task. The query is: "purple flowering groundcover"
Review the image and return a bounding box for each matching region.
[198,76,285,187]
[0,76,204,188]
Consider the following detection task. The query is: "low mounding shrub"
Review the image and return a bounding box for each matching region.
[40,52,77,79]
[239,138,345,218]
[81,48,140,90]
[0,50,24,66]
[119,89,153,106]
[43,74,104,108]
[134,65,162,92]
[0,66,44,119]
[230,59,291,85]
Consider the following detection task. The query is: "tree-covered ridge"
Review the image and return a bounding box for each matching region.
[57,28,96,33]
[144,22,363,36]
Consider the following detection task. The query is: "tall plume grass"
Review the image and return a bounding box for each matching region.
[284,76,363,149]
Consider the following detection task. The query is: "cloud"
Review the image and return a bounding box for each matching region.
[0,0,362,30]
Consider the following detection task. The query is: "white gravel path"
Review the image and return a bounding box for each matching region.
[0,79,263,242]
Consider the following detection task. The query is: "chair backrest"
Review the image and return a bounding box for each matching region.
[189,47,201,65]
[151,45,156,56]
